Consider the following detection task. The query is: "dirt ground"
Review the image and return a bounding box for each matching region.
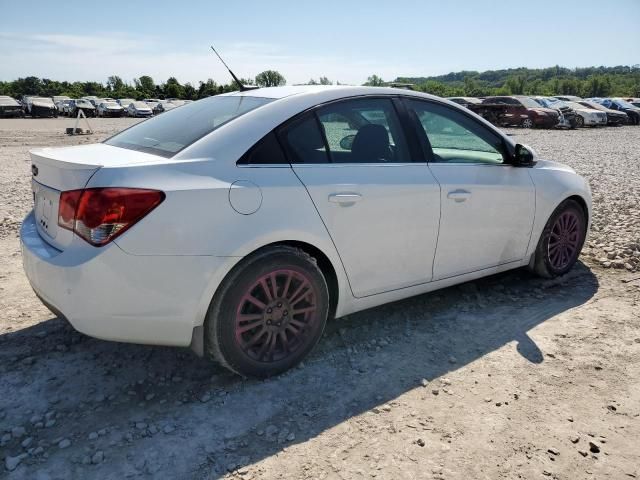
[1,118,639,480]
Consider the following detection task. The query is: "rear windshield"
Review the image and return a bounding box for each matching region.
[105,95,272,158]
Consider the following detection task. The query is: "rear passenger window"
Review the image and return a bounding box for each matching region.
[239,132,287,165]
[279,115,329,164]
[316,98,411,163]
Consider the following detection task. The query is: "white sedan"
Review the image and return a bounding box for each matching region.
[552,99,608,127]
[21,86,591,378]
[126,101,153,117]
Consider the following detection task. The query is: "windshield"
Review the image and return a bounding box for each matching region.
[613,99,636,108]
[0,97,19,106]
[106,95,273,157]
[579,101,602,110]
[132,102,149,108]
[517,97,542,108]
[565,101,588,110]
[547,99,568,108]
[33,97,55,105]
[103,102,120,107]
[119,99,135,105]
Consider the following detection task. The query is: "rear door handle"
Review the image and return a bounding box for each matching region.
[447,189,471,202]
[328,193,362,205]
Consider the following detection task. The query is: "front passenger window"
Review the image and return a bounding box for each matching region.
[407,99,505,165]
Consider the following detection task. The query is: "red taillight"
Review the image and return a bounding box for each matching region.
[58,188,165,246]
[58,190,82,230]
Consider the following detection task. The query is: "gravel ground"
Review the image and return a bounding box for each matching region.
[1,118,639,479]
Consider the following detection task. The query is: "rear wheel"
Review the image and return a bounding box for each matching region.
[575,115,585,127]
[531,199,586,278]
[205,246,329,378]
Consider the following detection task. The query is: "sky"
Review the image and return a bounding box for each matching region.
[0,0,639,86]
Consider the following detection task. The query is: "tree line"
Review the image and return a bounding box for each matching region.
[1,65,639,100]
[0,70,287,100]
[392,65,640,98]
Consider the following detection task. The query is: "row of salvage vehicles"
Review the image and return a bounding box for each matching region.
[0,95,193,118]
[447,95,640,128]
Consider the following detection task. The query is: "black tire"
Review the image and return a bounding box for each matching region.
[531,199,587,278]
[522,117,534,129]
[204,245,329,378]
[575,115,584,127]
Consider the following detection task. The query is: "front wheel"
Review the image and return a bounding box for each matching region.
[205,246,329,378]
[531,199,587,278]
[575,115,585,127]
[522,117,534,128]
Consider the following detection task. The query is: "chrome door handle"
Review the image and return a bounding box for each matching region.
[328,193,362,205]
[447,189,471,202]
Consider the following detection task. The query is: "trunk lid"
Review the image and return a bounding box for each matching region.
[29,143,164,250]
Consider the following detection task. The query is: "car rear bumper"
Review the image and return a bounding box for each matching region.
[20,211,227,347]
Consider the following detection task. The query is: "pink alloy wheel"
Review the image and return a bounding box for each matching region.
[235,269,318,362]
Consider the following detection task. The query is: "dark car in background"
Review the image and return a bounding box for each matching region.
[0,96,24,118]
[595,98,640,125]
[577,100,628,126]
[481,96,559,128]
[22,96,57,117]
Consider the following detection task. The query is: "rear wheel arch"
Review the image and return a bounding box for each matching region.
[191,240,341,357]
[243,240,339,320]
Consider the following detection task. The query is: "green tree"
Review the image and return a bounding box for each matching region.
[164,77,184,98]
[135,75,156,97]
[255,70,286,87]
[107,75,124,92]
[363,74,384,86]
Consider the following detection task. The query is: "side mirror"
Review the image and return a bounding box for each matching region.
[513,143,537,167]
[339,134,356,150]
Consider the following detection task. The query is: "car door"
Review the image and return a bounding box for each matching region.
[280,97,441,298]
[404,98,535,280]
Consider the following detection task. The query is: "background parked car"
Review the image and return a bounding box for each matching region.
[481,96,559,128]
[143,98,161,111]
[22,96,57,117]
[117,98,136,109]
[81,96,99,107]
[553,100,608,127]
[532,97,579,129]
[596,98,640,125]
[97,101,125,117]
[446,97,482,108]
[69,99,96,117]
[127,101,153,117]
[52,95,70,114]
[59,99,75,116]
[0,95,24,118]
[553,95,583,102]
[577,100,628,126]
[153,100,183,114]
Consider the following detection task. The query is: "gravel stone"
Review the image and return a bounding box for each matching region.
[91,451,104,464]
[58,438,71,449]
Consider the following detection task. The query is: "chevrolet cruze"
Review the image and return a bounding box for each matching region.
[21,86,591,377]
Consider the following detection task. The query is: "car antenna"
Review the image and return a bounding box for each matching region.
[210,45,259,92]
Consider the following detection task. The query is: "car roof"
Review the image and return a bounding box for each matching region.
[219,84,442,102]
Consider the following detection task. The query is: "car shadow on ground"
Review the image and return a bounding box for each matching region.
[0,263,598,478]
